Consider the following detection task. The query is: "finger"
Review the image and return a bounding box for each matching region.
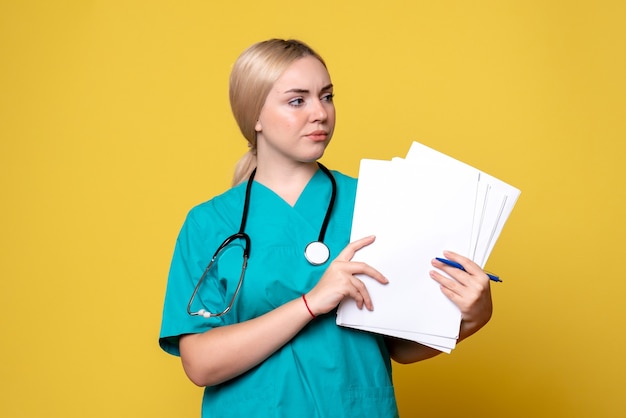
[441,251,490,284]
[429,269,464,298]
[442,251,482,275]
[431,267,492,315]
[431,258,471,287]
[351,277,374,310]
[345,261,388,284]
[335,235,376,262]
[352,288,365,310]
[438,283,462,305]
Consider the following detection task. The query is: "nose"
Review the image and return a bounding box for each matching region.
[310,99,328,122]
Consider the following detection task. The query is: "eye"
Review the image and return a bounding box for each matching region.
[288,97,305,107]
[321,93,334,102]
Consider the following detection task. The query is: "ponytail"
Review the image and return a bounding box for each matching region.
[232,149,257,186]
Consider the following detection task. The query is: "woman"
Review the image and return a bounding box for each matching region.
[159,39,493,417]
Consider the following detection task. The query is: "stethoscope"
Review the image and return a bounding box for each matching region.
[187,162,337,318]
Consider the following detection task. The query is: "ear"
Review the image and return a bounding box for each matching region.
[255,119,262,132]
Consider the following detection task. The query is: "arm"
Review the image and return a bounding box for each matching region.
[385,250,493,364]
[180,297,312,387]
[179,235,388,387]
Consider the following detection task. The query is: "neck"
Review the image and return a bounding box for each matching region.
[253,161,319,206]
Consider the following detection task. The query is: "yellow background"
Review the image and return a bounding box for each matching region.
[1,1,624,417]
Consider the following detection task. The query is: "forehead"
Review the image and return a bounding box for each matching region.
[272,56,332,91]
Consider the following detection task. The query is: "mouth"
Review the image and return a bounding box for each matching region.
[305,130,329,141]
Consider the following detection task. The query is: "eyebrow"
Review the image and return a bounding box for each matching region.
[283,83,334,94]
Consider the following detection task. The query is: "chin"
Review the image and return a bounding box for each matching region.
[305,151,326,163]
[307,141,330,161]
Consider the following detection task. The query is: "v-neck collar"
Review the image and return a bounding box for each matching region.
[247,168,333,234]
[252,168,327,209]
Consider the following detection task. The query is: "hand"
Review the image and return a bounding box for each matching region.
[305,236,388,316]
[430,251,493,340]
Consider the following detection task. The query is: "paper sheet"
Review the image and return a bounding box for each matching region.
[336,141,521,352]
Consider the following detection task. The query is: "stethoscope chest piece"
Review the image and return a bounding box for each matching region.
[304,241,330,265]
[188,163,337,318]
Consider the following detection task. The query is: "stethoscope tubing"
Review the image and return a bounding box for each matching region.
[187,163,335,318]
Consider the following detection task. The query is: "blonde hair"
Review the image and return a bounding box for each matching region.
[229,39,326,185]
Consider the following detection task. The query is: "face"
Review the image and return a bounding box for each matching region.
[254,56,335,167]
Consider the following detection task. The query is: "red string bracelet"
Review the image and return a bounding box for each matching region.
[302,294,316,319]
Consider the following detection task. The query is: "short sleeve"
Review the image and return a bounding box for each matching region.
[158,208,227,356]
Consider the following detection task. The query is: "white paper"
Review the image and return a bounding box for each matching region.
[336,141,521,352]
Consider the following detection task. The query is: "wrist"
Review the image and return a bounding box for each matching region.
[302,294,316,319]
[459,317,489,341]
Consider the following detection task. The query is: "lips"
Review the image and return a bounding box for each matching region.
[305,130,329,141]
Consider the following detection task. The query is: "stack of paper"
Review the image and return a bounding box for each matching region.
[336,141,521,352]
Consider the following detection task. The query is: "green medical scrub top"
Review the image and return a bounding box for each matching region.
[159,168,399,417]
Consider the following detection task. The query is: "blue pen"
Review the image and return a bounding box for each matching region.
[435,257,502,283]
